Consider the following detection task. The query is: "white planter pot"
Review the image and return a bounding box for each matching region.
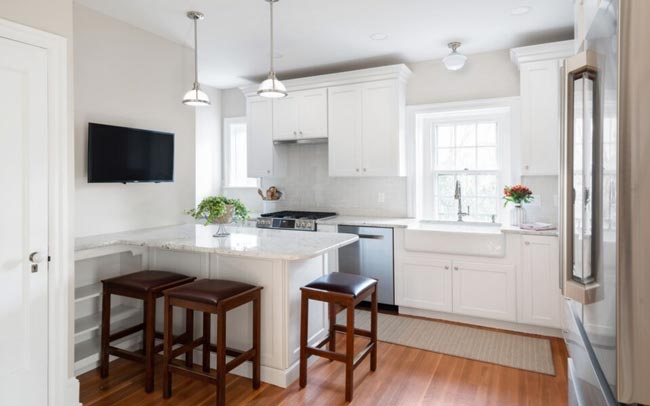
[510,204,526,226]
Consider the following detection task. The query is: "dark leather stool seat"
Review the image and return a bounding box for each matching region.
[165,279,256,305]
[300,273,378,402]
[304,273,377,298]
[100,270,196,393]
[103,270,194,293]
[163,279,263,406]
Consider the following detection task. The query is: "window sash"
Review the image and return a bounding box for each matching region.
[224,117,258,188]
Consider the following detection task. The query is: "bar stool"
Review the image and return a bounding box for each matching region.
[162,279,262,406]
[299,272,378,402]
[100,270,196,392]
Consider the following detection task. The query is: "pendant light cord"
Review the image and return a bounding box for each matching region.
[194,16,199,87]
[269,1,275,74]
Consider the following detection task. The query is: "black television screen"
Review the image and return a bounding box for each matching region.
[87,123,174,183]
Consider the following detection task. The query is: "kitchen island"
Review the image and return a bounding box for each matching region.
[74,224,357,387]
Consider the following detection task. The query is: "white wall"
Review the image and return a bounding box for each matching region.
[195,85,223,205]
[221,49,520,217]
[406,49,520,105]
[74,4,197,237]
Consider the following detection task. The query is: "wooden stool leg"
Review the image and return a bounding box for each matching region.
[185,308,194,367]
[345,302,355,402]
[100,288,111,378]
[163,296,173,399]
[216,308,227,406]
[202,312,211,373]
[370,287,378,371]
[144,293,156,393]
[299,292,309,388]
[252,291,261,389]
[328,303,336,353]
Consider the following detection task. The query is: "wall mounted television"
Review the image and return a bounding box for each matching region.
[87,123,174,183]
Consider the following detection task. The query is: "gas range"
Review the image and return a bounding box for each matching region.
[256,211,337,232]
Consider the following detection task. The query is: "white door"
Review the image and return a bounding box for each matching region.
[328,84,362,176]
[272,94,298,141]
[0,37,49,406]
[247,97,274,177]
[519,236,562,328]
[361,80,398,176]
[297,88,327,139]
[396,257,453,312]
[452,261,516,321]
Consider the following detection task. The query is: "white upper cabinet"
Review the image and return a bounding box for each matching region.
[328,79,407,177]
[327,84,363,176]
[511,41,574,176]
[273,88,328,141]
[247,96,284,177]
[519,235,562,328]
[241,64,411,178]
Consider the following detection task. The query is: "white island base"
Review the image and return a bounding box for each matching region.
[74,225,357,388]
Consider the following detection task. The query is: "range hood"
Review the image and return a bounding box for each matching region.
[273,137,328,145]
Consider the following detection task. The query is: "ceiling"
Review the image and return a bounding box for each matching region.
[74,0,574,89]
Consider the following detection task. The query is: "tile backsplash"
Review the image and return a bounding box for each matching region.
[521,175,559,224]
[232,143,409,217]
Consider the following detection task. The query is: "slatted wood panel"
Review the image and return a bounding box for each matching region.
[79,331,568,405]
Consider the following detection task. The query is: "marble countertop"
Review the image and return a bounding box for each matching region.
[500,224,559,236]
[75,224,358,261]
[317,215,416,228]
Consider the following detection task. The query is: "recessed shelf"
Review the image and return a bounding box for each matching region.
[75,283,101,303]
[74,304,140,337]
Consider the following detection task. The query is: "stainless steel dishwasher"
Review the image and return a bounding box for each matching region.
[338,225,394,305]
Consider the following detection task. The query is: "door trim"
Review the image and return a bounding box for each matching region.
[0,18,76,406]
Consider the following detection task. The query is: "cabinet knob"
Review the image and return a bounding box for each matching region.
[524,241,530,245]
[454,266,459,271]
[363,168,367,172]
[524,165,530,170]
[444,265,449,270]
[356,168,359,172]
[266,170,271,174]
[293,131,297,135]
[299,131,303,135]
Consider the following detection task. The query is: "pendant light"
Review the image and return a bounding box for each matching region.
[257,0,287,98]
[443,42,467,71]
[182,11,210,106]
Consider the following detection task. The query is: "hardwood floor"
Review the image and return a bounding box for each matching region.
[79,330,568,406]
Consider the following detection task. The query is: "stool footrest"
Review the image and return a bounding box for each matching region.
[206,344,247,359]
[333,324,372,338]
[168,360,217,385]
[225,348,256,372]
[110,323,145,342]
[170,337,204,359]
[306,346,346,363]
[108,346,145,363]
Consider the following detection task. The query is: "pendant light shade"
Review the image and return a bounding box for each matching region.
[183,11,210,107]
[443,42,467,71]
[258,0,287,98]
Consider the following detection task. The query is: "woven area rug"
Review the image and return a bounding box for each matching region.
[337,310,555,375]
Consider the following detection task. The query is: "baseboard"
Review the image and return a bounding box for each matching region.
[398,307,563,338]
[65,377,81,406]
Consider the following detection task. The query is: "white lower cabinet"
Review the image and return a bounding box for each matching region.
[519,235,561,328]
[452,260,517,322]
[397,257,453,312]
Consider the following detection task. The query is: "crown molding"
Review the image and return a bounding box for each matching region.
[510,40,575,67]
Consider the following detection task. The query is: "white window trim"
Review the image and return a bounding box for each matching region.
[223,116,259,189]
[406,97,520,221]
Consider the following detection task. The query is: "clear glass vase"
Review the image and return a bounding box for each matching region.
[510,204,525,227]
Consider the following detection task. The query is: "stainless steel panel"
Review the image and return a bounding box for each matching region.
[338,225,394,305]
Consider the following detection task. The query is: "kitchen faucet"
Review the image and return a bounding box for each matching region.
[454,180,470,222]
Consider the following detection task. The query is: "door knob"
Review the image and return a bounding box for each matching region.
[29,252,43,273]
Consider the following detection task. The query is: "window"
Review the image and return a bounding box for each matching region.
[415,103,512,222]
[224,117,257,188]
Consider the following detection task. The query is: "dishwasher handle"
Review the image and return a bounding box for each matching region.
[357,234,384,240]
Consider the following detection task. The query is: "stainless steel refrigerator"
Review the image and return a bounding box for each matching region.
[561,1,650,405]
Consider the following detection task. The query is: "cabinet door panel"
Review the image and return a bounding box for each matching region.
[452,261,516,321]
[328,85,362,176]
[520,236,561,327]
[397,257,452,312]
[247,97,274,177]
[272,95,299,141]
[361,80,399,176]
[520,60,561,175]
[298,88,328,139]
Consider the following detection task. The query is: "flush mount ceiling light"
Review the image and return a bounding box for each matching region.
[258,0,287,98]
[370,32,389,41]
[182,11,210,107]
[442,42,467,71]
[510,6,533,16]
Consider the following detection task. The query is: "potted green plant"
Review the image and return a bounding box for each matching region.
[186,196,249,237]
